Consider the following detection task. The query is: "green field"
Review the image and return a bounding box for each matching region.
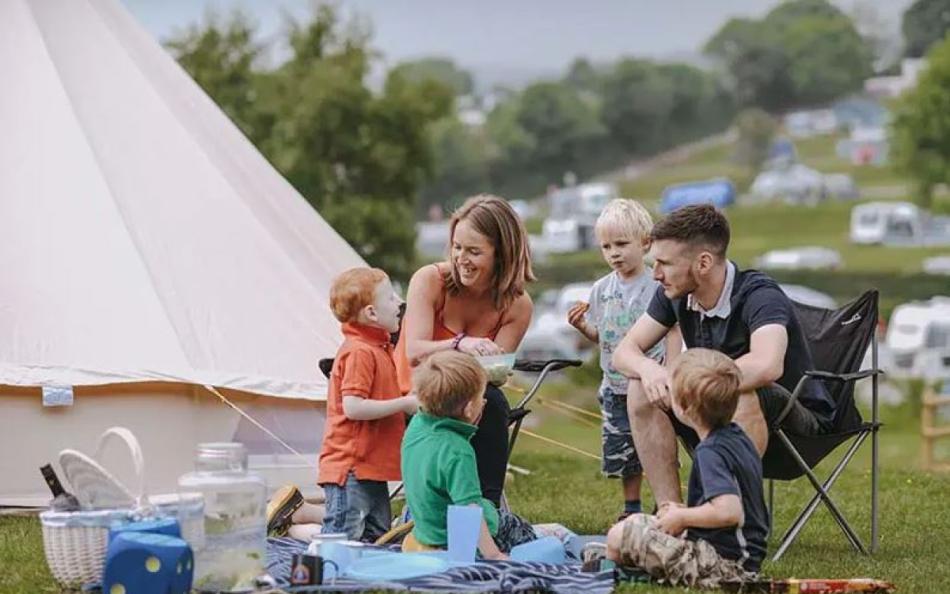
[500,376,949,594]
[540,200,946,275]
[1,362,947,594]
[611,132,944,276]
[530,131,949,318]
[5,378,942,593]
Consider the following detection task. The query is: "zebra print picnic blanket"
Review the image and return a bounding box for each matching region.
[266,537,618,594]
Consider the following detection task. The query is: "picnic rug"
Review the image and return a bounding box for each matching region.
[265,537,619,594]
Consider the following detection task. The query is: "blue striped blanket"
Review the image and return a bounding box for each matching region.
[266,537,618,594]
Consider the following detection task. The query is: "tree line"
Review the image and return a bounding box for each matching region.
[166,0,950,278]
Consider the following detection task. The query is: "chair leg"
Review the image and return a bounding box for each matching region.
[508,417,524,453]
[768,480,774,530]
[870,348,880,555]
[773,430,868,559]
[771,432,868,561]
[871,422,880,554]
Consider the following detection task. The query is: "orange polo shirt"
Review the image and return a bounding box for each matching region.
[317,322,406,486]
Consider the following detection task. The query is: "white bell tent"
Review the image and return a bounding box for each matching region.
[0,0,365,505]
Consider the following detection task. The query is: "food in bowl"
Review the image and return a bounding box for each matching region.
[475,353,516,386]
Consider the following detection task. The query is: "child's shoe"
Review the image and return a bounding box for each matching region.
[266,484,304,537]
[580,541,608,572]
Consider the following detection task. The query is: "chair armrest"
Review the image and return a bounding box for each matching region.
[772,368,883,428]
[804,369,883,383]
[513,359,582,373]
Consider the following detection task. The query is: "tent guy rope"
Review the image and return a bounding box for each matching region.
[203,385,318,470]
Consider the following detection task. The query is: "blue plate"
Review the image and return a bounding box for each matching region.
[343,552,451,581]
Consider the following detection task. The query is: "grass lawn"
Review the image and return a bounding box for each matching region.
[519,131,950,316]
[541,200,947,276]
[559,132,950,280]
[4,381,947,593]
[502,379,950,594]
[726,202,946,273]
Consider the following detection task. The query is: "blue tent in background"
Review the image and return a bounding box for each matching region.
[768,138,797,164]
[659,179,736,214]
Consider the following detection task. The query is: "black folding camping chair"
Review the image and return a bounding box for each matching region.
[761,289,882,561]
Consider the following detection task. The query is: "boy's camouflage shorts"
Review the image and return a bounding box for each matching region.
[617,514,753,589]
[598,388,642,478]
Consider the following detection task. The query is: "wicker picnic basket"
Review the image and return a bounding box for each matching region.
[39,427,203,589]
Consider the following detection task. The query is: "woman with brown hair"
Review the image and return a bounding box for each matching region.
[396,195,535,507]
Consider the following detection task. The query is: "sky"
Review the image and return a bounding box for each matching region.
[122,0,913,87]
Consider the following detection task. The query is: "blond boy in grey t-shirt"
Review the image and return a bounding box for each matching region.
[568,199,673,521]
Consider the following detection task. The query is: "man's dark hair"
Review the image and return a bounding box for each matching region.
[650,204,730,257]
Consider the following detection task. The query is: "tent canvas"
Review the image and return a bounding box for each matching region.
[0,0,364,504]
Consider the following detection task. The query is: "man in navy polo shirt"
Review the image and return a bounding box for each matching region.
[612,204,835,508]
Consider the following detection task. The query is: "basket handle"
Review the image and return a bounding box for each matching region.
[94,427,149,511]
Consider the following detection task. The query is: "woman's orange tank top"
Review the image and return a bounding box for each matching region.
[394,265,504,394]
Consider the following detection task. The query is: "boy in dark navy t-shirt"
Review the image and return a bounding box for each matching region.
[607,348,768,589]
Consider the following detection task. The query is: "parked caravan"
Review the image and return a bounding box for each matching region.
[885,297,950,380]
[849,201,950,246]
[542,182,617,253]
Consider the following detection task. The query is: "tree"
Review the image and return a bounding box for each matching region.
[482,97,541,197]
[514,82,607,187]
[418,118,491,212]
[272,8,452,277]
[165,11,271,144]
[902,0,950,58]
[704,18,761,58]
[704,1,872,110]
[704,18,795,110]
[656,63,735,144]
[764,0,846,23]
[600,59,674,154]
[780,16,873,105]
[892,35,950,208]
[389,57,474,96]
[733,109,778,170]
[564,57,601,92]
[170,5,451,279]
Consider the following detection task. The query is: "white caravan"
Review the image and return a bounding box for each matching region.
[850,201,950,246]
[542,183,617,253]
[885,297,950,380]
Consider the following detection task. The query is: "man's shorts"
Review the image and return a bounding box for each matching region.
[598,387,642,479]
[615,514,752,589]
[672,383,823,451]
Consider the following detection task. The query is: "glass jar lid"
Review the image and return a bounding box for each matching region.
[195,442,248,472]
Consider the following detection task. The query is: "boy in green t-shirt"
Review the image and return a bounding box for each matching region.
[401,350,536,557]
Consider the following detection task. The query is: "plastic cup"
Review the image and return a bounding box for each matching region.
[509,536,566,564]
[446,505,482,562]
[319,541,356,580]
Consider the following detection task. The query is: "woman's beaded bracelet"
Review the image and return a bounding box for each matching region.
[451,332,466,351]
